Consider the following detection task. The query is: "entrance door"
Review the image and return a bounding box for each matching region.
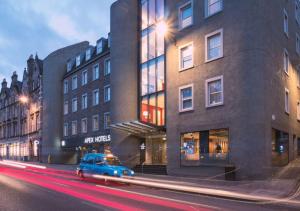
[152,140,164,164]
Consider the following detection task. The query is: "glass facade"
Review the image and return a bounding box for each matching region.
[140,0,165,126]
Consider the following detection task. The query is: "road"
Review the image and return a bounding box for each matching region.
[0,163,299,211]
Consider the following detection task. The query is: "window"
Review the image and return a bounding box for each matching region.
[64,101,68,115]
[67,62,72,72]
[179,43,193,70]
[297,33,300,55]
[104,112,110,129]
[92,115,99,131]
[97,40,103,54]
[181,129,229,165]
[81,118,87,133]
[272,129,289,166]
[93,64,99,80]
[205,29,223,62]
[284,9,288,36]
[93,89,99,106]
[179,1,193,29]
[72,75,77,90]
[63,80,68,94]
[284,49,289,75]
[297,101,300,121]
[285,88,289,114]
[296,0,300,24]
[76,55,81,67]
[104,85,111,102]
[72,98,77,112]
[205,0,223,17]
[82,94,88,110]
[63,123,68,137]
[82,70,88,86]
[86,49,91,61]
[206,76,224,107]
[104,59,111,75]
[71,121,77,135]
[179,84,193,112]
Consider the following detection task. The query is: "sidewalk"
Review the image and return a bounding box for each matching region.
[17,160,300,201]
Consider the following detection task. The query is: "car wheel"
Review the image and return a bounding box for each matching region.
[78,171,85,180]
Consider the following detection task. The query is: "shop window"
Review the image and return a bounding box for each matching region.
[181,129,229,166]
[140,96,149,122]
[272,128,289,166]
[181,132,200,161]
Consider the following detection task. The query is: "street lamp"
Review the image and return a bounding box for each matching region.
[19,95,29,161]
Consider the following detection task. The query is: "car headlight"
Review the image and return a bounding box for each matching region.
[131,170,134,175]
[114,170,118,175]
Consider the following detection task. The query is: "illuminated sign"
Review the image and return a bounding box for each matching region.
[84,135,111,144]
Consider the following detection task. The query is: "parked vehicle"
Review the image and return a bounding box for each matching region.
[76,153,134,178]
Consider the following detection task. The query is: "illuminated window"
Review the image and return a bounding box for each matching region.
[297,101,300,121]
[181,132,200,161]
[179,84,193,112]
[157,93,165,126]
[284,9,288,36]
[82,70,88,86]
[72,98,77,112]
[285,88,289,114]
[63,123,68,137]
[92,115,99,131]
[296,33,300,55]
[104,112,110,129]
[64,101,68,115]
[104,59,111,75]
[104,85,111,102]
[81,118,87,133]
[72,75,77,90]
[76,55,81,67]
[205,29,223,62]
[71,121,77,135]
[82,93,88,110]
[179,1,192,29]
[64,80,68,94]
[93,89,99,106]
[283,49,289,75]
[206,76,223,107]
[179,43,193,70]
[205,0,223,17]
[272,129,289,166]
[93,64,99,80]
[86,49,91,61]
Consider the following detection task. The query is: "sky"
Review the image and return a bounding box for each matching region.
[0,0,116,84]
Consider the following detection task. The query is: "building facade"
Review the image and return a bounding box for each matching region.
[110,0,300,179]
[0,55,43,161]
[61,37,111,162]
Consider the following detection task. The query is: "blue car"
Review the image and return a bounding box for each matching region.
[76,153,134,178]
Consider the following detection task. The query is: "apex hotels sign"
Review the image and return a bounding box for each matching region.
[84,135,111,144]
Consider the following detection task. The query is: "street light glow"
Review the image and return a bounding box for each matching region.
[19,95,29,104]
[156,21,168,36]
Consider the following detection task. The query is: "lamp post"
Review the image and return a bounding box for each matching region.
[19,95,29,161]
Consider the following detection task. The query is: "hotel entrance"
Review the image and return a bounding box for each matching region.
[144,136,167,165]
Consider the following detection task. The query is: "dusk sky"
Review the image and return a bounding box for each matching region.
[0,0,115,84]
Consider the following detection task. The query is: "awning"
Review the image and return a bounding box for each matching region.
[110,120,164,137]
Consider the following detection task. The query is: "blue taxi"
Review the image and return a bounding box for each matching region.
[76,153,134,178]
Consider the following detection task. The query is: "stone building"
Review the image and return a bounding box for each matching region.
[0,54,43,161]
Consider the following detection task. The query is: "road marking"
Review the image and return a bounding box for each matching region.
[95,184,220,210]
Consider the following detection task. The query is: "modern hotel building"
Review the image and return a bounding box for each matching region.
[110,0,300,179]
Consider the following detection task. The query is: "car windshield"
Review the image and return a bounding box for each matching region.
[105,157,121,166]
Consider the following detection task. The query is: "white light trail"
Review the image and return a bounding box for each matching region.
[2,160,46,169]
[0,161,26,169]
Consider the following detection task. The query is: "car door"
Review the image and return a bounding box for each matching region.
[94,156,105,175]
[83,155,95,175]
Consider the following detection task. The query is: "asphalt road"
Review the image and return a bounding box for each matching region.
[0,164,299,211]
